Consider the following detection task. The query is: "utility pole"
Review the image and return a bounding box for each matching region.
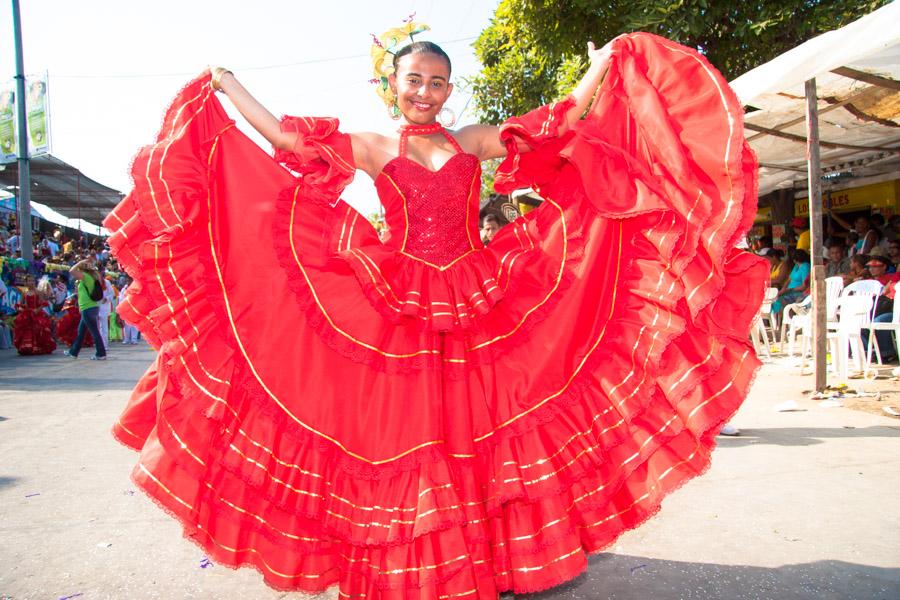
[12,0,32,259]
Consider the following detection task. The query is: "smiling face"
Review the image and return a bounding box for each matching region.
[827,245,845,263]
[389,52,453,125]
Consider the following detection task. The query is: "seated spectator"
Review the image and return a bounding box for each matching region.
[888,240,900,269]
[825,242,851,279]
[753,235,773,255]
[865,255,900,287]
[769,248,792,289]
[861,262,899,363]
[845,254,870,285]
[772,249,811,318]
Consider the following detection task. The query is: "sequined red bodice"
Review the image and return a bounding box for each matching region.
[375,126,483,267]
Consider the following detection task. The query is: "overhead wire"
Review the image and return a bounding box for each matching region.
[51,36,478,79]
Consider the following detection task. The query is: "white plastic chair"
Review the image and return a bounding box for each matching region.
[796,276,845,363]
[841,279,884,297]
[758,287,779,348]
[863,292,900,368]
[828,279,883,332]
[828,294,877,380]
[780,295,811,356]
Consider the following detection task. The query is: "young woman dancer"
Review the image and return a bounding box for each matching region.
[106,24,767,598]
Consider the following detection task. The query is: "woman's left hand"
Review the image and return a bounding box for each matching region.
[586,41,612,69]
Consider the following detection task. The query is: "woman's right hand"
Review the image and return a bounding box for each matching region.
[205,68,296,151]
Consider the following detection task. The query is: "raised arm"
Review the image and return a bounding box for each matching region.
[69,257,93,280]
[212,68,296,151]
[463,41,612,161]
[211,68,377,175]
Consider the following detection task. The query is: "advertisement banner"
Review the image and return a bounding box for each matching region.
[0,81,15,164]
[26,74,50,157]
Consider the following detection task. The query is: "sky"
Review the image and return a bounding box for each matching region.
[0,0,500,218]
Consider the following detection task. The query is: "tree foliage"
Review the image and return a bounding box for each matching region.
[469,0,890,124]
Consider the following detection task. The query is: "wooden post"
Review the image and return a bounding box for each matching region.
[805,78,826,391]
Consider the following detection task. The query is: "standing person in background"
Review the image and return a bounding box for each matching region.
[118,276,139,345]
[51,274,68,314]
[64,257,107,360]
[97,267,114,351]
[479,213,504,245]
[791,217,810,252]
[829,209,881,256]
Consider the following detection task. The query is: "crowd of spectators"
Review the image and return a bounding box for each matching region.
[755,211,900,362]
[0,223,137,356]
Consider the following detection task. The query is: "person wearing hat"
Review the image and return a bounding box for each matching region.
[791,217,810,252]
[862,254,900,363]
[865,254,899,287]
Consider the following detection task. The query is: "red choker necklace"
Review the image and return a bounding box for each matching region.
[399,122,444,136]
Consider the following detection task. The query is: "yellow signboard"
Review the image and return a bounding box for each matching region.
[754,206,772,223]
[796,179,900,216]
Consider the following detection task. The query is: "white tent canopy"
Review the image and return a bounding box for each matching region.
[729,1,900,196]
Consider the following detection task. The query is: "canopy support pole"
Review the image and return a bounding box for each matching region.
[805,78,827,392]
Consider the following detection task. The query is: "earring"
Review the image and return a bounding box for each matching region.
[438,106,457,128]
[389,101,401,120]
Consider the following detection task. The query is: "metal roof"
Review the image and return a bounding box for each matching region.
[0,154,124,227]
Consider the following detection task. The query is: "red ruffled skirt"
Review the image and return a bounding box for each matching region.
[105,33,767,598]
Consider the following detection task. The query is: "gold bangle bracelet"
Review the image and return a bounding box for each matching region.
[210,67,233,92]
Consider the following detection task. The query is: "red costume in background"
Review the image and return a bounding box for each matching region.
[106,34,767,598]
[56,297,93,347]
[13,292,56,355]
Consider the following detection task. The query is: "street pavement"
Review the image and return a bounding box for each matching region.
[1,345,898,600]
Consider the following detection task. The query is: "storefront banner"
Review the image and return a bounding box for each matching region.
[796,180,900,216]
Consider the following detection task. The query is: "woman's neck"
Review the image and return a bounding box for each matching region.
[399,121,443,136]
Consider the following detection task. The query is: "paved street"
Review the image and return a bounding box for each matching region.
[1,345,899,600]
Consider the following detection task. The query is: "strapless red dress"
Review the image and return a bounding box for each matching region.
[106,33,767,598]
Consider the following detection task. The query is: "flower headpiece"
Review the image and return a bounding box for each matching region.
[369,14,430,118]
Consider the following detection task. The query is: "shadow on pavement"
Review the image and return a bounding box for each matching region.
[0,475,21,490]
[512,555,899,599]
[715,426,900,448]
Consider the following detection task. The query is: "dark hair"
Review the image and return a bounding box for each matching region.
[482,214,501,226]
[393,41,451,76]
[792,249,810,264]
[850,254,868,269]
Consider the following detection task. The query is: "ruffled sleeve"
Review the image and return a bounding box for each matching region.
[274,116,356,205]
[493,95,576,194]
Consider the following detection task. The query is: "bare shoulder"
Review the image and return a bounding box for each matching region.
[348,131,396,179]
